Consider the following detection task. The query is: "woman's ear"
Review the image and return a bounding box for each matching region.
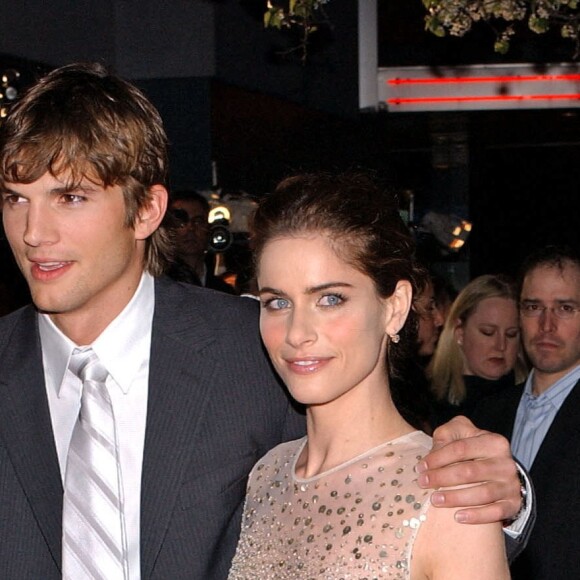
[385,280,413,336]
[454,319,465,346]
[134,184,168,240]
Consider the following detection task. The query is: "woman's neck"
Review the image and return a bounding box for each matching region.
[296,386,415,479]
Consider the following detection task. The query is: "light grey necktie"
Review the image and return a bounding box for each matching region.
[62,348,129,580]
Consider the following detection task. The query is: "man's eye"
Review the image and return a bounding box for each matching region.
[60,194,85,204]
[2,194,26,205]
[559,304,575,313]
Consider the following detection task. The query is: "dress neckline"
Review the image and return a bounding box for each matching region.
[292,429,426,484]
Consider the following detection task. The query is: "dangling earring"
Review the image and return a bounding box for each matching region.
[390,333,400,344]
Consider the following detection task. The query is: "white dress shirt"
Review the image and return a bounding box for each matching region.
[39,272,154,580]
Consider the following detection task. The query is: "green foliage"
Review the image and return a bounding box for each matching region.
[424,0,580,57]
[263,0,330,63]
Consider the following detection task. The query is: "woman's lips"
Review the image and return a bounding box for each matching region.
[285,357,331,374]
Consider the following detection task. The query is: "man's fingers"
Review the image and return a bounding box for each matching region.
[452,503,515,525]
[418,417,523,525]
[419,431,512,473]
[419,460,522,523]
[430,415,485,450]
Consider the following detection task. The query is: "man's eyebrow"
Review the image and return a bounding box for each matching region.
[521,298,580,305]
[1,183,102,195]
[51,183,101,194]
[1,186,21,196]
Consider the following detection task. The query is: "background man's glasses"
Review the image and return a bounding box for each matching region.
[170,208,208,229]
[520,302,580,320]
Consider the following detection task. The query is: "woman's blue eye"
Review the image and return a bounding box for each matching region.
[264,297,290,310]
[319,294,343,307]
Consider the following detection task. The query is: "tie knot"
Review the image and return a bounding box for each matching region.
[69,348,108,383]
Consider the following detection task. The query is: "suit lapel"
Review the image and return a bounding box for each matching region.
[140,281,218,578]
[0,307,63,570]
[477,386,523,440]
[530,379,580,484]
[497,387,523,439]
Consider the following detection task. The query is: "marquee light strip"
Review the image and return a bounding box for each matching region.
[387,93,580,105]
[387,74,580,85]
[388,93,580,105]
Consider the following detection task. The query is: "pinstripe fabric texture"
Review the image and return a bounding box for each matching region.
[62,348,128,580]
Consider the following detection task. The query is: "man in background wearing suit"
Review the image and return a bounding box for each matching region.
[475,244,580,579]
[0,62,530,579]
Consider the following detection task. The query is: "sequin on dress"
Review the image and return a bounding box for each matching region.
[228,430,432,579]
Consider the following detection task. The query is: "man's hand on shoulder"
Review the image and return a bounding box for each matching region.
[416,416,521,525]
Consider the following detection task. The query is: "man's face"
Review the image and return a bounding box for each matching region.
[520,262,580,391]
[171,199,209,260]
[1,171,147,343]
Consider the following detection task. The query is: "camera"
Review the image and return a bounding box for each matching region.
[170,204,233,253]
[209,218,233,252]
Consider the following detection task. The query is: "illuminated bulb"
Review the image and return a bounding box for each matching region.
[1,69,19,84]
[209,205,231,223]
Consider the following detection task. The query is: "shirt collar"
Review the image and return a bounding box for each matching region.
[39,272,155,397]
[523,363,580,405]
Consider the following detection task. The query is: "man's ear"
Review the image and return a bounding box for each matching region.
[134,184,168,240]
[385,280,413,336]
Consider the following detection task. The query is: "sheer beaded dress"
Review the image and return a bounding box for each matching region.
[229,431,432,579]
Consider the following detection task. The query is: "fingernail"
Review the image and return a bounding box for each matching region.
[431,492,444,505]
[417,473,429,487]
[416,461,427,473]
[455,512,468,523]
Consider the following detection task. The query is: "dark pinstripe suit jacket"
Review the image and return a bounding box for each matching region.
[0,278,305,579]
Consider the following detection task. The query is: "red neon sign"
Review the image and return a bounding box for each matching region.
[388,74,580,86]
[388,93,580,105]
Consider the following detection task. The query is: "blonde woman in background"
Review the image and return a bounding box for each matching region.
[431,274,528,426]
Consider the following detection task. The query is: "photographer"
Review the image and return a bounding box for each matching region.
[168,190,236,294]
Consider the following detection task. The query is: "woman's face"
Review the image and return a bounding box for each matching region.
[456,296,520,380]
[257,234,405,407]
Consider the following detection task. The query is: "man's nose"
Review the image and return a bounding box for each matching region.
[539,308,556,332]
[23,203,58,247]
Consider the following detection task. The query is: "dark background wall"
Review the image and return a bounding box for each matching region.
[0,0,361,190]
